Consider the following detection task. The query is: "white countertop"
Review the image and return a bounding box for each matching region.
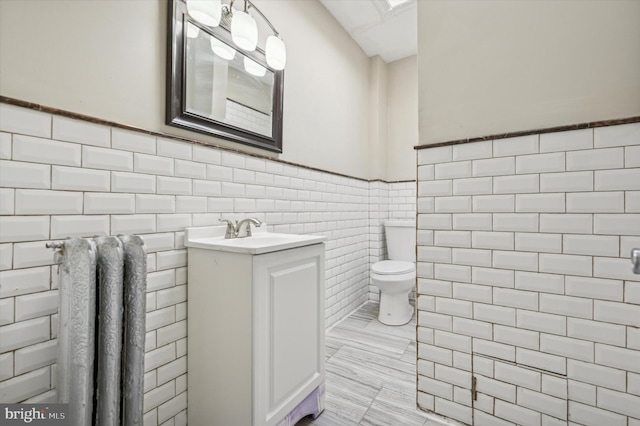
[185,225,327,255]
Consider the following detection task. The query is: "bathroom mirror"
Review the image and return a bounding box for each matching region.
[167,0,284,153]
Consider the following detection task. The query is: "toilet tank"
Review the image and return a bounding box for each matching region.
[384,220,416,262]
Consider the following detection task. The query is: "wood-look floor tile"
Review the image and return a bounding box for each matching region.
[327,352,413,396]
[337,307,377,329]
[325,370,379,399]
[364,316,417,341]
[333,345,415,377]
[360,395,429,426]
[296,302,452,426]
[325,338,342,360]
[322,370,379,423]
[326,326,410,357]
[401,340,417,364]
[376,386,420,411]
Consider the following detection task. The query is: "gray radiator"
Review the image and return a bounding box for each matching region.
[50,236,147,426]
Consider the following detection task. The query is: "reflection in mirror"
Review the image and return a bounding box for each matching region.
[185,22,274,138]
[167,0,283,153]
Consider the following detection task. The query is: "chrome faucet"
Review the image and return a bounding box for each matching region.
[236,217,262,237]
[219,217,262,239]
[219,219,237,239]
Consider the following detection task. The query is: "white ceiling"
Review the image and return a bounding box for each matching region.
[318,0,417,63]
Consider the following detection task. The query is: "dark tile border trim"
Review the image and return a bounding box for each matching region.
[369,179,415,184]
[1,96,415,184]
[414,116,640,150]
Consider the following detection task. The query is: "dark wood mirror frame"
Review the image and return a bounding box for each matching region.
[166,0,284,153]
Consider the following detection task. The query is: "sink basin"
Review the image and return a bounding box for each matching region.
[185,225,326,254]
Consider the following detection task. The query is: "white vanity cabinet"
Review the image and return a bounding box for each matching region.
[186,229,325,426]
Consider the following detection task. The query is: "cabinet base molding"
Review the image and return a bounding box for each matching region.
[277,384,325,426]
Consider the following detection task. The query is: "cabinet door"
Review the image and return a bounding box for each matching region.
[253,243,325,426]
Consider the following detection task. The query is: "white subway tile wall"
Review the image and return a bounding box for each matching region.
[225,100,272,137]
[417,122,640,426]
[0,104,418,424]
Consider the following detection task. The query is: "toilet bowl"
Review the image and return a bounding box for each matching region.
[372,220,416,326]
[372,260,416,325]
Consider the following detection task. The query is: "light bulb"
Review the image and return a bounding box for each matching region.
[186,0,221,27]
[231,10,258,51]
[244,57,266,77]
[210,37,235,60]
[266,35,286,70]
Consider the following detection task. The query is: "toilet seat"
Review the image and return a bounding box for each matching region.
[372,260,415,275]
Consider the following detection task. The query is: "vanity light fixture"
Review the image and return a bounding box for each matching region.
[231,8,258,51]
[210,37,236,60]
[186,0,222,27]
[243,56,267,77]
[186,0,287,71]
[186,24,200,38]
[265,35,286,70]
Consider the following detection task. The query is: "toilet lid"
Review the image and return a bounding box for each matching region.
[372,260,415,275]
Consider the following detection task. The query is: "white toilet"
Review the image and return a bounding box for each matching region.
[372,220,416,325]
